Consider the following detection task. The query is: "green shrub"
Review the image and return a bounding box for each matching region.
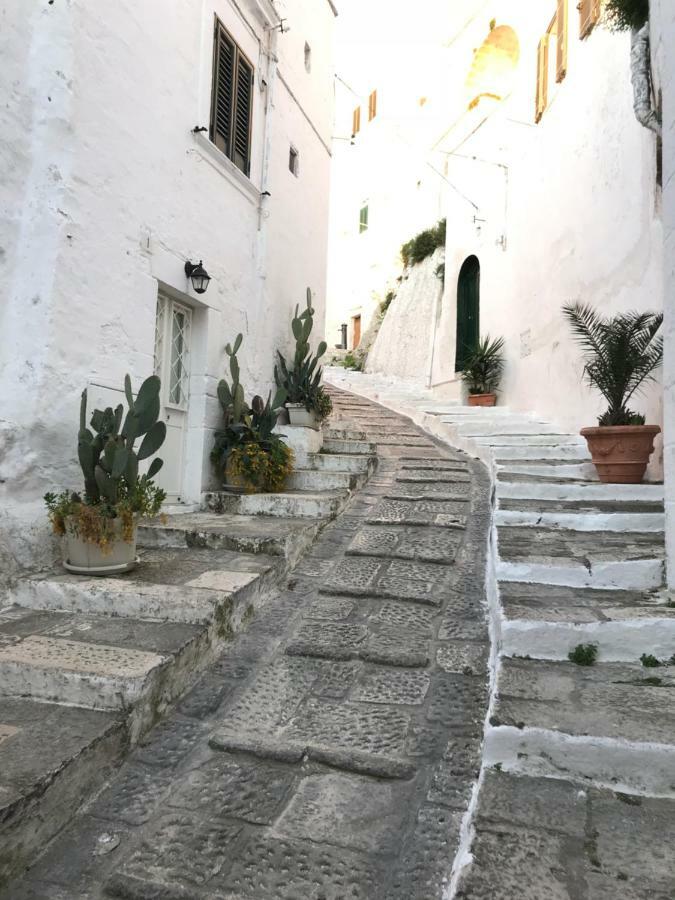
[641,653,662,668]
[380,291,395,315]
[604,0,649,31]
[401,219,446,267]
[568,643,598,666]
[341,352,364,371]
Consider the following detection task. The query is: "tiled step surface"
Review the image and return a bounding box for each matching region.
[323,437,377,455]
[456,769,675,899]
[486,658,675,795]
[139,512,320,563]
[203,488,350,519]
[0,696,126,889]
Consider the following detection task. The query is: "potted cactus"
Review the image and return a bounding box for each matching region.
[275,289,330,429]
[211,335,292,492]
[44,375,167,575]
[563,303,663,483]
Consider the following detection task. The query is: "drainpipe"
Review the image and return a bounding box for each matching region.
[630,23,661,136]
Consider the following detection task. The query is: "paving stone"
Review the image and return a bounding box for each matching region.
[304,597,355,620]
[285,622,368,660]
[389,805,464,900]
[175,673,237,719]
[224,658,319,733]
[476,770,587,837]
[368,499,467,528]
[167,753,293,824]
[311,659,362,698]
[274,771,413,853]
[220,834,383,899]
[438,612,487,641]
[107,810,242,897]
[352,668,431,705]
[133,716,207,770]
[455,827,585,899]
[89,763,175,827]
[363,624,431,667]
[427,673,488,735]
[436,642,489,676]
[374,600,437,631]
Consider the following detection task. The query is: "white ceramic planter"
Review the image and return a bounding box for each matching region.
[63,516,138,575]
[287,403,319,430]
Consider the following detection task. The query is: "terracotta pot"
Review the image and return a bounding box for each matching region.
[580,425,661,484]
[63,516,137,575]
[468,393,497,407]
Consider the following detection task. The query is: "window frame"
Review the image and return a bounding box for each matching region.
[352,106,361,136]
[209,17,255,177]
[368,89,378,121]
[289,145,300,177]
[359,203,369,234]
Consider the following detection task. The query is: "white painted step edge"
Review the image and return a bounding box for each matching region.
[497,481,665,501]
[484,725,675,798]
[501,616,675,661]
[497,558,665,591]
[494,510,665,533]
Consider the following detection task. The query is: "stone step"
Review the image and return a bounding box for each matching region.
[457,768,675,898]
[494,444,591,461]
[497,525,665,590]
[456,423,563,437]
[203,488,349,519]
[323,426,369,442]
[303,451,375,475]
[474,434,585,447]
[495,509,664,533]
[497,461,599,481]
[138,512,320,565]
[13,547,280,625]
[0,696,125,887]
[485,658,675,796]
[0,606,207,723]
[285,467,361,492]
[323,438,377,455]
[498,581,675,660]
[498,496,665,514]
[497,480,665,502]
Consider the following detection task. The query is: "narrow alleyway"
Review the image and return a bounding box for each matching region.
[5,389,492,900]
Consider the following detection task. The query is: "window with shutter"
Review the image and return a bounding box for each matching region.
[209,18,254,176]
[579,0,601,39]
[352,106,361,135]
[556,0,568,82]
[368,90,378,121]
[535,34,550,123]
[359,204,369,234]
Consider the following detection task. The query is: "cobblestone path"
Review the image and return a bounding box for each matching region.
[7,391,492,900]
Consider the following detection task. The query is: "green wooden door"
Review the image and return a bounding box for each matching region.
[455,256,480,371]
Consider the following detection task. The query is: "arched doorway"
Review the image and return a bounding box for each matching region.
[455,256,480,372]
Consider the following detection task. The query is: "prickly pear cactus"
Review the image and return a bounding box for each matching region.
[78,374,167,504]
[275,287,328,411]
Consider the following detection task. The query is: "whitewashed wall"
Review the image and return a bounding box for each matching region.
[434,3,664,457]
[651,0,675,586]
[0,0,335,587]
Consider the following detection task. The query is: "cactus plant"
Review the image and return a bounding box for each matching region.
[274,288,328,415]
[211,335,290,490]
[45,374,168,565]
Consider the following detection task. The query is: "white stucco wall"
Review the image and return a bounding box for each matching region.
[434,7,663,455]
[651,0,675,586]
[0,0,335,587]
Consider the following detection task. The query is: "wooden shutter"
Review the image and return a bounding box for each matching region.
[211,24,235,156]
[368,90,377,121]
[233,54,253,175]
[352,106,361,135]
[209,19,254,176]
[556,0,568,82]
[535,34,550,123]
[579,0,601,38]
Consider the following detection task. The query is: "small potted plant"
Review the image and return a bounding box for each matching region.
[461,335,505,407]
[212,335,292,493]
[563,302,663,484]
[275,289,328,429]
[44,375,167,575]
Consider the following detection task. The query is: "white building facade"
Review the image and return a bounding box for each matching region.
[0,0,336,585]
[329,0,664,459]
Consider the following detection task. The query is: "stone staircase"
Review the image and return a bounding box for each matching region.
[324,370,675,898]
[0,423,375,886]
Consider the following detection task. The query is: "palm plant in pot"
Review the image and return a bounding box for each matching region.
[274,289,330,429]
[563,302,663,484]
[461,335,505,407]
[44,374,167,575]
[212,334,292,493]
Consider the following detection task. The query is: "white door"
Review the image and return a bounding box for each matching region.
[153,294,192,502]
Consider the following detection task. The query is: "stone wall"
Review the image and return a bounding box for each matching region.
[0,0,335,589]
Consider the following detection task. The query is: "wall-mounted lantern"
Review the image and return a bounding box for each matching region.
[184,260,211,295]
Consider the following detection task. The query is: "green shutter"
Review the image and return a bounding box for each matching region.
[455,256,480,372]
